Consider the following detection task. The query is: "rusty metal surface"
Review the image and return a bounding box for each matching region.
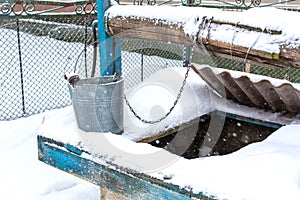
[191,65,300,114]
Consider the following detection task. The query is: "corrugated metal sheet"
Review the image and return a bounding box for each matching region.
[191,65,300,114]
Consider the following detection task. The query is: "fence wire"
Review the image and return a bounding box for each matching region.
[0,15,96,120]
[0,14,299,121]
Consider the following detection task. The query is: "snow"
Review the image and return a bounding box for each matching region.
[151,125,300,200]
[0,26,181,119]
[1,104,300,199]
[123,67,213,141]
[107,5,300,53]
[0,28,84,120]
[1,5,300,200]
[40,66,299,145]
[0,112,99,200]
[194,64,300,89]
[123,67,300,142]
[1,67,298,200]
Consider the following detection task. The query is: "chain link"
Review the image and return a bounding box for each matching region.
[1,13,299,121]
[124,61,192,124]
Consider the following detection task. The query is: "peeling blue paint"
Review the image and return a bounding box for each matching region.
[38,136,214,200]
[215,110,282,129]
[65,143,83,155]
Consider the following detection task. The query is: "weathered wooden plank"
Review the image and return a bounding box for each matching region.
[211,20,282,35]
[100,187,128,200]
[106,12,300,69]
[211,51,281,70]
[203,40,288,69]
[203,39,279,60]
[280,45,300,69]
[108,17,184,37]
[111,28,191,46]
[38,136,214,200]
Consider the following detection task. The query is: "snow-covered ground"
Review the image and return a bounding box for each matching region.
[1,67,299,200]
[0,112,99,200]
[1,5,299,200]
[1,99,300,200]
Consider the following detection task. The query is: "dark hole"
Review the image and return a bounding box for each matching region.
[149,112,278,159]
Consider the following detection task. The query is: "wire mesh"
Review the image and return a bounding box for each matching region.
[209,55,300,83]
[0,13,299,121]
[121,39,184,89]
[0,15,96,120]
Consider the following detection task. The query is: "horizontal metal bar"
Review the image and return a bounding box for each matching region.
[216,110,282,129]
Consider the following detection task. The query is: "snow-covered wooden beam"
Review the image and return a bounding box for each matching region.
[105,5,300,69]
[37,135,213,199]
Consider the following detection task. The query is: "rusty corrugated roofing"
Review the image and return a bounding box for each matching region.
[191,65,300,115]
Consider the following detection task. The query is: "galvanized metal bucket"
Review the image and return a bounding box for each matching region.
[70,76,124,134]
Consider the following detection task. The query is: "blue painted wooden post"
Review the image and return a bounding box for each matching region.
[183,45,191,67]
[38,135,214,200]
[97,0,122,77]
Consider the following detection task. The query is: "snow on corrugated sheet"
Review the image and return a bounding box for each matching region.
[191,65,300,114]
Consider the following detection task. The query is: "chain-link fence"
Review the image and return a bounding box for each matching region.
[191,49,300,83]
[0,13,184,120]
[0,15,96,120]
[1,8,299,121]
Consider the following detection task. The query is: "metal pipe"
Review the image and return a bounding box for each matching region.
[16,19,26,115]
[91,20,98,77]
[84,17,88,78]
[98,0,122,76]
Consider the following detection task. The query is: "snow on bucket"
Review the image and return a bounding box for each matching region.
[68,75,124,134]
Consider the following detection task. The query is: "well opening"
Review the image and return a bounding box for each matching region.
[149,111,279,159]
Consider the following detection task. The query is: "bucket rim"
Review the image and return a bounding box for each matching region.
[75,76,124,87]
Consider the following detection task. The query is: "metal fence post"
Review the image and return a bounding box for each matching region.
[97,0,122,77]
[84,17,88,78]
[16,18,26,115]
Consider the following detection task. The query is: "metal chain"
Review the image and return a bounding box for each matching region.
[243,30,263,70]
[230,22,239,60]
[205,17,214,45]
[124,64,192,124]
[195,16,208,52]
